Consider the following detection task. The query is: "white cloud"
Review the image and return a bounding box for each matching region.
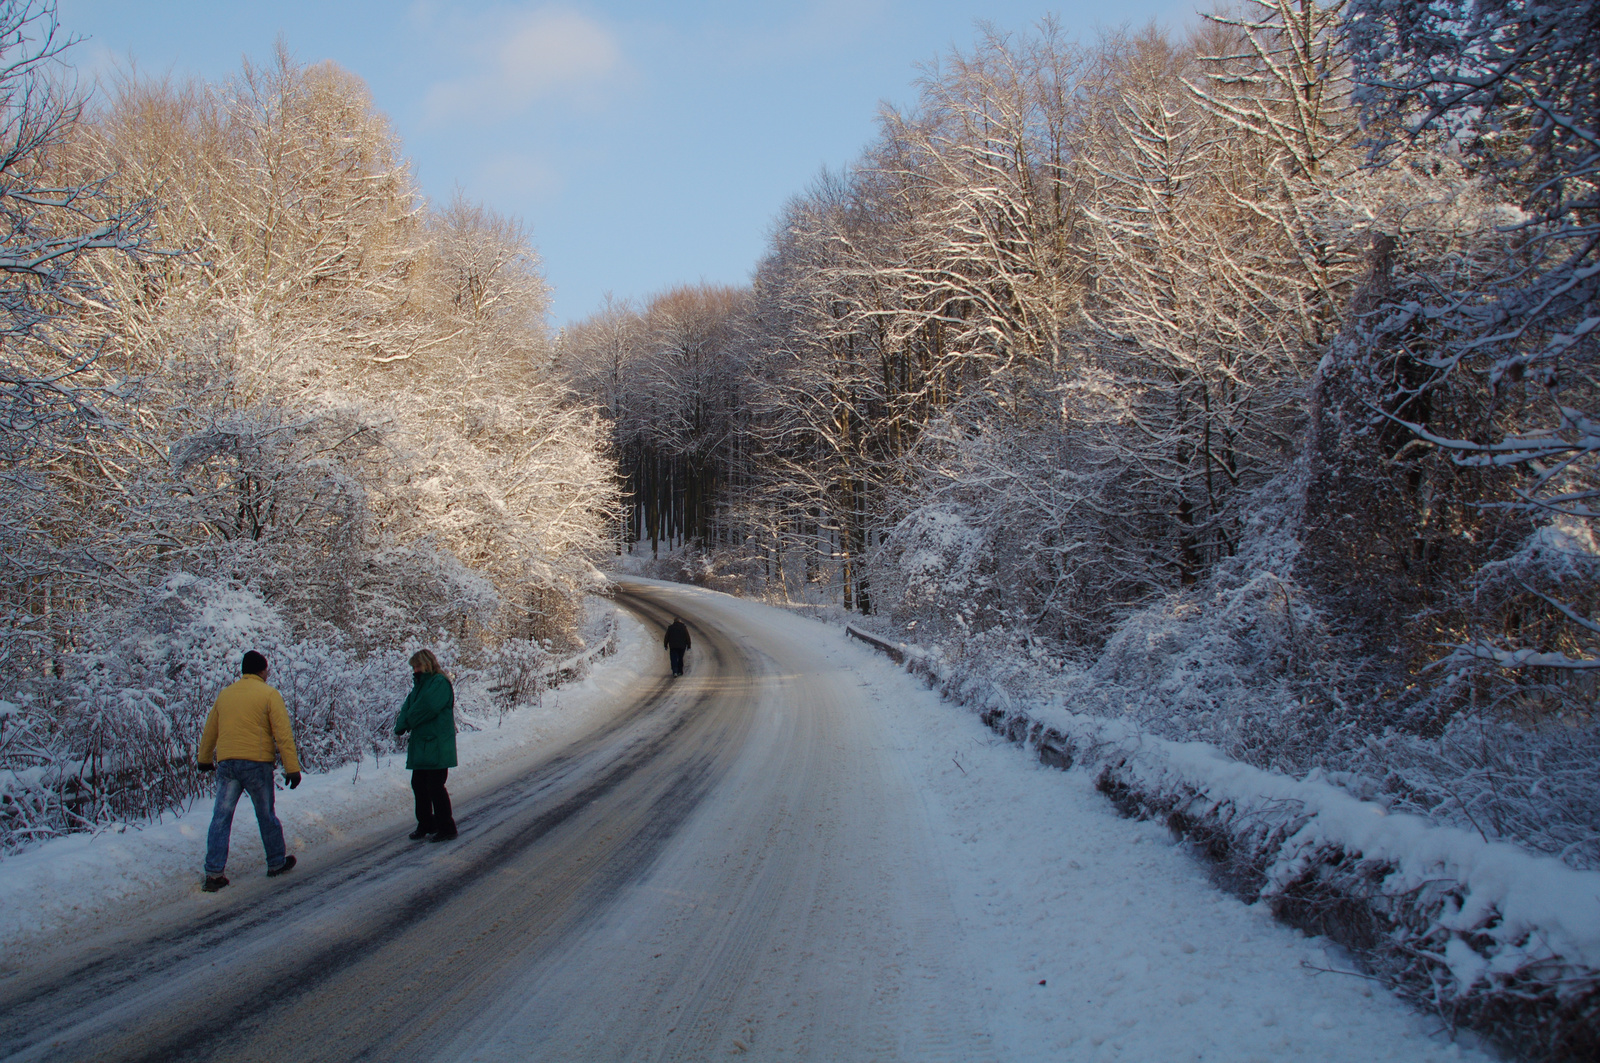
[477,150,565,202]
[423,6,621,124]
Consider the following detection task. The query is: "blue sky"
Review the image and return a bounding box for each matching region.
[57,1,1198,326]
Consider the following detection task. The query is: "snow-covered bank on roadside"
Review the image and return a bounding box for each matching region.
[846,622,1600,1060]
[0,604,653,954]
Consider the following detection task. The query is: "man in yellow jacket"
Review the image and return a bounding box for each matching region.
[196,651,302,892]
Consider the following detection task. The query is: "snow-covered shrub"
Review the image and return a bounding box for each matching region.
[691,549,775,597]
[353,541,503,654]
[261,642,413,774]
[1,574,278,848]
[484,600,619,717]
[486,638,553,713]
[869,415,1160,647]
[626,547,764,598]
[883,475,1335,768]
[870,503,1001,637]
[0,574,411,851]
[1076,475,1357,769]
[860,465,1600,878]
[1437,519,1600,718]
[1362,717,1600,871]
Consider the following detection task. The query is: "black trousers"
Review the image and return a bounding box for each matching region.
[411,768,455,834]
[669,647,686,675]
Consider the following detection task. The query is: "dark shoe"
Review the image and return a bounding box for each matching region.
[267,855,297,877]
[430,829,458,842]
[408,826,430,840]
[202,874,229,892]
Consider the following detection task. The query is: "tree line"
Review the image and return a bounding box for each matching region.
[562,0,1597,774]
[0,1,616,847]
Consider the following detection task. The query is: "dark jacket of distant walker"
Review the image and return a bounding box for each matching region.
[395,672,457,769]
[664,621,691,653]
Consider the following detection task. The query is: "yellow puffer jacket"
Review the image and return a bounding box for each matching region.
[197,674,301,774]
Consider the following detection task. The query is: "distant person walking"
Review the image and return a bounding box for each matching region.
[196,651,301,893]
[664,616,691,677]
[395,649,458,841]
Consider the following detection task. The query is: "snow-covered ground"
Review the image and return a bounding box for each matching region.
[0,608,657,955]
[684,582,1490,1062]
[849,644,1491,1060]
[3,583,1492,1060]
[486,580,1487,1061]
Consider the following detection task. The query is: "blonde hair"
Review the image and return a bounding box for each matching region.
[409,648,442,674]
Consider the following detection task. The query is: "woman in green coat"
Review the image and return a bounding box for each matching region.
[395,648,458,841]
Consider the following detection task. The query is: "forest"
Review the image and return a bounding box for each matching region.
[561,0,1600,873]
[1,0,1595,888]
[0,1,616,847]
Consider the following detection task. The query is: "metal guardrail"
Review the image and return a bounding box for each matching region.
[486,610,620,704]
[845,624,910,664]
[547,610,619,681]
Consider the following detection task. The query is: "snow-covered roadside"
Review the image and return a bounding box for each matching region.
[817,621,1497,1061]
[843,620,1599,1058]
[0,604,653,954]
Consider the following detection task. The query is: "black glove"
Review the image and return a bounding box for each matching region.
[196,761,215,773]
[284,771,302,789]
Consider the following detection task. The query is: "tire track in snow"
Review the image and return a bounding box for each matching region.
[1,582,999,1062]
[0,588,748,1062]
[440,583,996,1061]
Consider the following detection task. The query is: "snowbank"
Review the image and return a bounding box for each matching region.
[848,623,1600,1061]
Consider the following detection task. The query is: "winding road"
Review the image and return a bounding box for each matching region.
[0,582,993,1062]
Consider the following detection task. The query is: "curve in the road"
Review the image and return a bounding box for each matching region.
[0,587,761,1062]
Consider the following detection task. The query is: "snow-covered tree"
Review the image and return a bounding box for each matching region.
[2,27,617,850]
[1331,0,1600,697]
[0,0,152,678]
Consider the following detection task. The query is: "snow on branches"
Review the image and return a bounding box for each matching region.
[0,5,617,852]
[1342,0,1600,674]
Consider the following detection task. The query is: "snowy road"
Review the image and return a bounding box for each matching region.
[0,581,1486,1061]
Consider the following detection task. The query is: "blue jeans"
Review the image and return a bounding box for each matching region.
[205,760,286,875]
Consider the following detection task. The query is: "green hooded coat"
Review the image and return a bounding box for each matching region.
[394,672,457,770]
